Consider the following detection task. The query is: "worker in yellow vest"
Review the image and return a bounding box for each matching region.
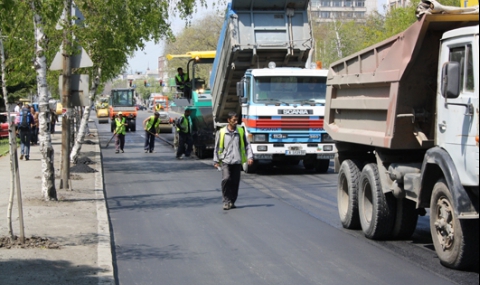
[143,112,160,153]
[114,112,128,154]
[213,112,253,210]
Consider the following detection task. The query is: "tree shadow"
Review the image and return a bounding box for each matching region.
[0,258,112,284]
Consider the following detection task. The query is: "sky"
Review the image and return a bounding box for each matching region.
[126,0,387,74]
[126,2,219,74]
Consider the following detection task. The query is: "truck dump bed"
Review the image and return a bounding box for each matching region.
[210,0,313,124]
[325,13,478,150]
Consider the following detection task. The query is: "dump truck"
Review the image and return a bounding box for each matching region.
[168,51,217,158]
[109,88,137,132]
[324,1,478,270]
[210,0,336,173]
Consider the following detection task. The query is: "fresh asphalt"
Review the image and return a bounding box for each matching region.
[96,111,478,285]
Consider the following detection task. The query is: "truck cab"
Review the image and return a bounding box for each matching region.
[109,88,137,132]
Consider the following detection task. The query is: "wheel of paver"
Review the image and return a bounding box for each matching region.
[430,179,479,269]
[337,159,361,230]
[243,160,257,174]
[110,121,115,133]
[391,198,418,240]
[358,163,396,240]
[194,146,206,159]
[315,159,330,173]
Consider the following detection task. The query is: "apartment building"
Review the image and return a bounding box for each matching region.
[310,0,378,22]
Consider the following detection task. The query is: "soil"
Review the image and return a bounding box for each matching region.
[0,236,60,249]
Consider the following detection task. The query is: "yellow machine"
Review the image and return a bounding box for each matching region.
[96,97,109,124]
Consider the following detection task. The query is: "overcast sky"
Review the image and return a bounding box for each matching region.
[126,0,387,73]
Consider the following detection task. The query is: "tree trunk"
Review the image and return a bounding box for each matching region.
[70,69,101,163]
[32,2,57,201]
[0,30,18,240]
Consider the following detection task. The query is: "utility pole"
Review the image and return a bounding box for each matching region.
[60,0,72,190]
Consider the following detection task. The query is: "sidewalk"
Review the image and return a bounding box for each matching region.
[0,122,114,284]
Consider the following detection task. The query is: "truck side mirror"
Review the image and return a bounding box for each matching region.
[441,62,460,99]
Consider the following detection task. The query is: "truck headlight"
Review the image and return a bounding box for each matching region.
[257,145,268,151]
[323,145,333,151]
[322,133,334,142]
[254,134,267,142]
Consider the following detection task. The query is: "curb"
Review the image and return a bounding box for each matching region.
[90,123,115,284]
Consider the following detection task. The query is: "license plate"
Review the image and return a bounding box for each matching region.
[285,150,306,156]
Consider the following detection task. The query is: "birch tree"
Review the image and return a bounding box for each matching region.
[31,0,57,200]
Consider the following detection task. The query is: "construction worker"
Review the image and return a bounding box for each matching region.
[175,67,191,102]
[175,108,193,159]
[114,112,128,154]
[143,112,160,153]
[213,111,254,210]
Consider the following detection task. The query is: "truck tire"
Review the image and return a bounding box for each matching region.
[194,146,206,159]
[315,159,330,173]
[430,179,479,270]
[110,121,115,133]
[337,160,361,230]
[243,160,257,174]
[358,163,395,240]
[392,198,418,240]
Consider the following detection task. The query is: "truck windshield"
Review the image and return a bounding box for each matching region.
[253,76,326,104]
[112,90,134,106]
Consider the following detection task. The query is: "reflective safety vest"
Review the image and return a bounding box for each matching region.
[115,117,126,135]
[146,116,160,132]
[175,74,190,89]
[218,126,247,164]
[176,115,192,133]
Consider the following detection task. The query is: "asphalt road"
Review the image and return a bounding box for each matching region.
[96,111,479,285]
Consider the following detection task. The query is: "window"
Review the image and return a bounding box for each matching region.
[320,11,331,18]
[449,44,475,92]
[345,1,352,7]
[333,0,342,7]
[321,0,331,6]
[355,0,365,6]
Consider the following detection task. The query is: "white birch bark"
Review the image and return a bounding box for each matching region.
[0,30,17,240]
[70,69,101,163]
[31,2,57,200]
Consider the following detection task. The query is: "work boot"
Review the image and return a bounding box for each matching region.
[121,150,124,153]
[25,156,29,161]
[115,150,119,154]
[223,203,231,210]
[229,202,236,209]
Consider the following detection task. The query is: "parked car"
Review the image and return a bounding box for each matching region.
[135,104,147,111]
[0,112,18,139]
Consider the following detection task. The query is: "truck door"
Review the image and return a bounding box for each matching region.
[437,37,479,186]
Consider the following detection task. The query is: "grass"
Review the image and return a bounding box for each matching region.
[0,137,20,157]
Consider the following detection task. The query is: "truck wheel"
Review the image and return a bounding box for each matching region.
[392,198,418,240]
[337,160,361,230]
[243,160,257,174]
[110,122,115,133]
[315,159,330,173]
[430,179,479,269]
[358,163,395,240]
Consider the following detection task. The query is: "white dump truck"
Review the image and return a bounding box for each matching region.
[324,1,478,270]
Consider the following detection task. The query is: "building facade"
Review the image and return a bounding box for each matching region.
[310,0,378,22]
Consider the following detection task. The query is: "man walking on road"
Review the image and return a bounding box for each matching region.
[143,112,160,153]
[176,108,194,159]
[114,112,128,154]
[17,104,34,161]
[213,112,253,210]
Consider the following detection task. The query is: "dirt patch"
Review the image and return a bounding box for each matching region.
[0,235,60,249]
[71,156,97,173]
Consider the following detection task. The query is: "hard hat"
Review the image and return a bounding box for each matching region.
[118,112,123,115]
